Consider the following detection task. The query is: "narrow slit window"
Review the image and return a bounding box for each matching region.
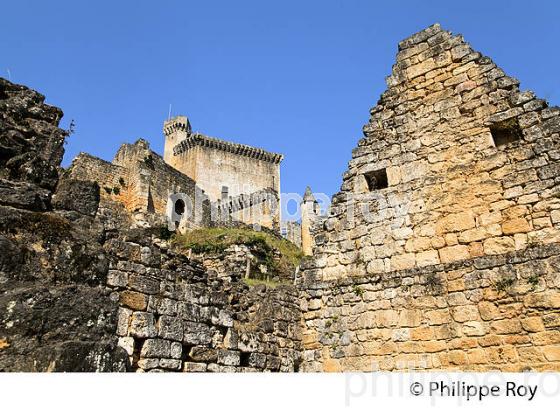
[221,185,229,200]
[364,169,388,191]
[490,118,522,148]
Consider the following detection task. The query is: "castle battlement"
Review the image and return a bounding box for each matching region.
[163,115,192,136]
[164,117,283,229]
[173,133,283,164]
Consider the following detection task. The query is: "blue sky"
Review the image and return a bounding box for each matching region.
[2,0,559,209]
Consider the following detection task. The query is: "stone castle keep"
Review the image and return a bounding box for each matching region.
[68,115,285,232]
[163,116,282,203]
[1,24,559,372]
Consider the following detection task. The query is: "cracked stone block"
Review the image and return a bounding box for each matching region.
[217,350,240,366]
[129,312,157,338]
[141,339,171,358]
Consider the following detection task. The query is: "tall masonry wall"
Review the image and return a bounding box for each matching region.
[69,140,210,227]
[171,137,282,202]
[300,24,560,371]
[310,23,560,281]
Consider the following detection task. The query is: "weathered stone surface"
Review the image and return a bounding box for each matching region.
[0,179,51,211]
[107,270,128,287]
[129,312,157,338]
[140,339,171,358]
[217,350,241,366]
[189,346,218,362]
[502,218,531,234]
[483,237,516,255]
[52,178,100,216]
[120,290,148,310]
[158,315,184,341]
[159,358,182,370]
[183,362,208,372]
[0,78,129,372]
[0,78,67,191]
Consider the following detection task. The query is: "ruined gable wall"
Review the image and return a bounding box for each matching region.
[67,153,133,207]
[311,24,560,281]
[299,24,560,372]
[70,141,210,226]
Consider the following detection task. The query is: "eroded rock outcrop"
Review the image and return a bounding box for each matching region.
[0,78,129,371]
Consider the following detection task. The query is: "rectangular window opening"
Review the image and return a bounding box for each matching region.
[364,168,388,191]
[490,118,522,148]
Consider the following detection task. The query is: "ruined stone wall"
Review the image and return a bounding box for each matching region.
[311,24,560,281]
[67,152,131,204]
[106,233,301,372]
[112,140,207,221]
[69,140,211,227]
[71,139,282,231]
[0,78,302,373]
[300,244,560,371]
[300,24,560,372]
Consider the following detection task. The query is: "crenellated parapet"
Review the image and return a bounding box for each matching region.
[173,133,283,164]
[163,115,192,137]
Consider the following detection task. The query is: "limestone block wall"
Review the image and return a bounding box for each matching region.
[213,188,280,230]
[171,140,282,203]
[312,24,560,281]
[67,153,131,206]
[300,243,560,372]
[70,140,211,227]
[106,234,302,372]
[112,140,204,216]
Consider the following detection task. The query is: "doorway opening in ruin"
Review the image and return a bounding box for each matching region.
[364,168,388,191]
[174,198,185,215]
[490,118,522,148]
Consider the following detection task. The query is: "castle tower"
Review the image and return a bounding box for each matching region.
[301,186,320,256]
[162,114,284,231]
[163,116,191,165]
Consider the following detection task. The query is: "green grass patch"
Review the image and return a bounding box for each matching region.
[172,226,304,277]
